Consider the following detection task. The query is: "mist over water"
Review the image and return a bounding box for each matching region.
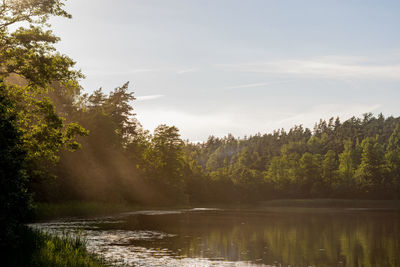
[30,208,400,267]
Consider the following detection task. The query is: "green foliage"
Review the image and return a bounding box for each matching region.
[322,150,338,184]
[183,114,400,201]
[5,85,86,181]
[140,124,186,202]
[4,227,109,267]
[299,152,322,196]
[46,84,188,205]
[0,0,86,247]
[355,137,387,196]
[0,0,87,182]
[386,125,400,194]
[0,0,82,88]
[0,82,32,245]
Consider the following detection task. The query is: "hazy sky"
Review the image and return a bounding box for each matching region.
[51,0,400,141]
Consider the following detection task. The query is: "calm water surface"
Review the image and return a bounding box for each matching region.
[30,208,400,267]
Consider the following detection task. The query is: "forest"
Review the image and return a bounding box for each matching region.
[35,86,400,205]
[1,0,400,261]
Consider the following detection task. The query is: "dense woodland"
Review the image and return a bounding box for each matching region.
[1,0,400,249]
[36,86,400,204]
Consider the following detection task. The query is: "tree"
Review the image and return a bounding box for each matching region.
[321,150,338,195]
[152,125,184,171]
[336,140,357,196]
[267,153,300,197]
[299,152,322,197]
[355,137,386,197]
[385,125,400,197]
[146,125,186,202]
[103,82,137,144]
[0,81,31,245]
[0,0,81,88]
[0,0,86,233]
[0,0,86,181]
[322,151,338,184]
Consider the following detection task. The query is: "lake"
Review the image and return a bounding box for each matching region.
[30,207,400,267]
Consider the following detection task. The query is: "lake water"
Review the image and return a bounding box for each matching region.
[30,208,400,267]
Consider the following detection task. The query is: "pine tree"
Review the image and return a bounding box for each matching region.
[355,137,386,197]
[385,125,400,197]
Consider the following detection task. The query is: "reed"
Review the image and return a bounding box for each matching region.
[4,227,112,267]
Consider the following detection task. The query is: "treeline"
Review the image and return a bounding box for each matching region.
[185,114,400,201]
[35,82,400,204]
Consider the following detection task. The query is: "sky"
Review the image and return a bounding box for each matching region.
[51,0,400,141]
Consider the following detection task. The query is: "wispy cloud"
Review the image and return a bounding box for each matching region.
[136,94,165,101]
[85,68,160,76]
[218,56,400,80]
[86,67,199,76]
[224,81,292,90]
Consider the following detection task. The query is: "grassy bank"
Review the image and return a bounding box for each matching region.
[5,227,111,267]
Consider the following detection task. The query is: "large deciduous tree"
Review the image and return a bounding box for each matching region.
[0,0,86,179]
[0,0,86,235]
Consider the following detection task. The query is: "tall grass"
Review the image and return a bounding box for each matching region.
[4,227,112,267]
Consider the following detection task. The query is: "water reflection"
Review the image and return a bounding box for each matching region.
[30,209,400,267]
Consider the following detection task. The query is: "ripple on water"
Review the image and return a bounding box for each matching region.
[119,210,183,216]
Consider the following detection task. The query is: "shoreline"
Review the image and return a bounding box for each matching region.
[34,199,400,221]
